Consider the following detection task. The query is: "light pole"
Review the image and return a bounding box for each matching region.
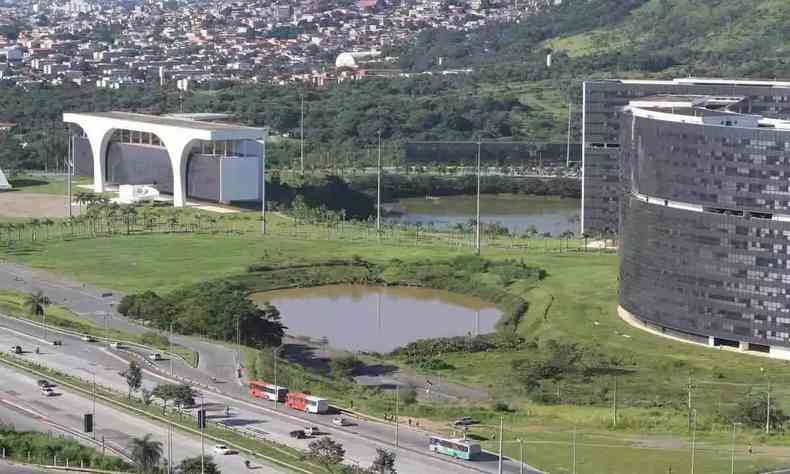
[730,422,741,474]
[273,345,283,409]
[67,133,73,218]
[394,383,399,448]
[690,408,697,474]
[761,367,770,434]
[200,390,205,474]
[169,322,174,376]
[497,416,503,474]
[300,94,305,175]
[475,140,482,255]
[376,129,382,241]
[259,138,267,234]
[517,438,524,474]
[91,370,96,440]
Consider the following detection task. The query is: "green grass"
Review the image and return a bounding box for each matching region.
[8,175,93,195]
[3,224,790,473]
[0,291,196,365]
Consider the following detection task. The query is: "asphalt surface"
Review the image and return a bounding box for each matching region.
[0,364,279,474]
[0,460,50,473]
[0,262,541,473]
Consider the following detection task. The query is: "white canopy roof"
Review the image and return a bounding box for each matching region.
[0,167,10,190]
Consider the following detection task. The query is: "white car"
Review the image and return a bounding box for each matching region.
[81,335,97,342]
[40,387,56,397]
[332,416,350,427]
[109,342,123,349]
[304,426,319,437]
[149,353,163,361]
[213,445,233,455]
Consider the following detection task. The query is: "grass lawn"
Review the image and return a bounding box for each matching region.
[8,175,93,195]
[0,290,196,364]
[3,223,790,473]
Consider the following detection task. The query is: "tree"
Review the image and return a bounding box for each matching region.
[370,448,397,474]
[329,354,362,380]
[176,455,220,474]
[128,434,163,473]
[308,437,345,467]
[152,383,196,413]
[122,360,143,399]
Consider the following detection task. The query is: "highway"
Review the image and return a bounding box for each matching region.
[0,262,540,473]
[0,364,280,473]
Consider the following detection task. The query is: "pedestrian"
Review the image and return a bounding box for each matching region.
[408,418,412,426]
[748,443,753,455]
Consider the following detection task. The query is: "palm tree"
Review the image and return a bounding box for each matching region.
[28,218,40,241]
[41,218,54,240]
[128,434,163,473]
[24,290,51,340]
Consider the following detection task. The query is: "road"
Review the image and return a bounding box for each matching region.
[0,460,49,473]
[0,364,280,473]
[0,262,540,473]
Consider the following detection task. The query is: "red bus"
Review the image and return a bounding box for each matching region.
[249,381,288,402]
[286,392,329,414]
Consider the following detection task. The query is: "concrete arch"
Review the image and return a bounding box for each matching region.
[63,112,265,208]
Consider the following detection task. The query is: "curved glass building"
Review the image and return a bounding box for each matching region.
[619,95,790,358]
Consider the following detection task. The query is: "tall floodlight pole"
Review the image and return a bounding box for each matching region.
[690,409,697,474]
[300,94,305,175]
[394,382,399,448]
[169,323,174,376]
[67,133,73,218]
[91,371,96,440]
[377,129,382,240]
[566,102,573,167]
[730,422,740,474]
[200,391,205,474]
[497,416,504,474]
[259,138,267,234]
[475,141,482,255]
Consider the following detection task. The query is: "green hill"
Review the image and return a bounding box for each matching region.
[401,0,790,78]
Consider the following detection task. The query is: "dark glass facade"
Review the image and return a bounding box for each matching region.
[620,110,790,350]
[583,80,790,235]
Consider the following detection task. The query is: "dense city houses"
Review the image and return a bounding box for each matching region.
[0,0,544,89]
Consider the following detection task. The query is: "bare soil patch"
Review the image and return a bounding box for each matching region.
[0,192,79,218]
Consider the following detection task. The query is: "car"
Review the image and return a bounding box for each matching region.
[10,345,22,354]
[304,426,319,437]
[289,430,307,439]
[212,445,234,455]
[453,417,477,426]
[109,342,123,349]
[51,340,62,346]
[332,416,350,427]
[40,387,55,397]
[149,353,163,361]
[36,379,54,389]
[81,335,97,342]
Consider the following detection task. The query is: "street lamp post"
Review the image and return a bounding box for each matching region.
[497,417,503,474]
[475,141,482,255]
[300,94,305,175]
[200,391,205,474]
[690,409,697,474]
[91,371,96,440]
[394,382,399,448]
[518,438,524,474]
[273,345,283,409]
[377,129,382,241]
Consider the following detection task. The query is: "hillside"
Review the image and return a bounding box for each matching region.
[401,0,790,78]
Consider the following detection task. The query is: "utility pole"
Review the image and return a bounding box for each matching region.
[169,323,174,376]
[766,379,771,434]
[690,409,697,474]
[200,390,205,474]
[394,383,399,448]
[497,417,503,474]
[566,102,573,168]
[260,138,267,234]
[475,140,482,255]
[572,426,577,474]
[377,129,382,241]
[67,133,73,218]
[273,346,280,409]
[518,438,524,474]
[687,372,694,432]
[91,371,96,440]
[300,94,305,175]
[612,376,617,427]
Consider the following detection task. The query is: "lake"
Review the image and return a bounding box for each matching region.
[251,285,501,353]
[383,194,580,236]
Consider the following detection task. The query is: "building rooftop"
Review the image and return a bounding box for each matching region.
[64,111,261,133]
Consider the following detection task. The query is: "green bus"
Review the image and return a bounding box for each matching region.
[429,436,482,461]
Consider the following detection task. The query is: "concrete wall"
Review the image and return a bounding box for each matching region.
[220,155,262,202]
[186,155,220,202]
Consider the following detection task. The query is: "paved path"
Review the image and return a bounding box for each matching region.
[0,460,50,473]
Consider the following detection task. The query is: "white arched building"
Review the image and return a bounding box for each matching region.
[63,112,266,208]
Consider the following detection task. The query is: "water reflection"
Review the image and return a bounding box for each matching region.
[251,285,501,353]
[383,194,580,236]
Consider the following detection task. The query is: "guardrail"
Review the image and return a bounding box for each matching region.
[0,352,319,474]
[0,311,195,368]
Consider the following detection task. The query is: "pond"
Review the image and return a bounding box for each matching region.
[383,194,580,236]
[251,285,501,353]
